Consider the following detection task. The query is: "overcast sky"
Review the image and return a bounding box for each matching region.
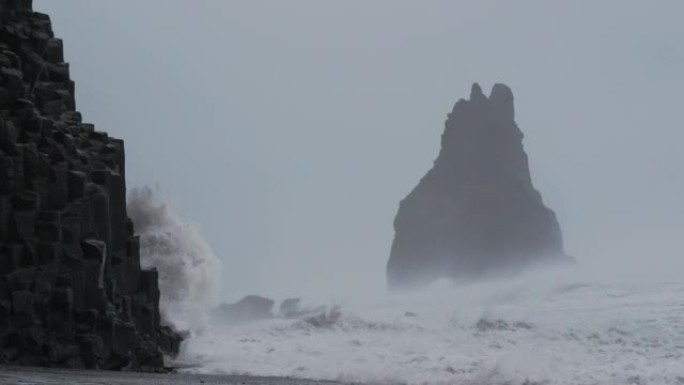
[36,1,684,300]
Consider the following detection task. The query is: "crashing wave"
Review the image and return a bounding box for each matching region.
[179,276,684,385]
[127,186,222,333]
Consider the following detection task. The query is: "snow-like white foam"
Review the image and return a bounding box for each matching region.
[128,186,222,333]
[179,268,684,385]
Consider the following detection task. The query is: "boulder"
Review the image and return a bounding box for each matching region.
[279,297,301,318]
[277,298,328,320]
[214,295,274,323]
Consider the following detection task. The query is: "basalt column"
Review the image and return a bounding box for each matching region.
[0,0,180,369]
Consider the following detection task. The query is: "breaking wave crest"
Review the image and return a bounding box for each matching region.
[179,270,684,385]
[127,186,222,333]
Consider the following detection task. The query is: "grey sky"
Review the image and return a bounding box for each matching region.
[36,1,684,299]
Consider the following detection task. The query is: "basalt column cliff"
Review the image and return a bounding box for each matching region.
[387,83,571,290]
[0,1,180,369]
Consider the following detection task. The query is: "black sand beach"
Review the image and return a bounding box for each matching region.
[0,366,340,385]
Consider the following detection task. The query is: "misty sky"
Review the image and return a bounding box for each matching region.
[36,1,684,300]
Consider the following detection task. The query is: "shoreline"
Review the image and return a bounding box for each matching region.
[0,366,342,385]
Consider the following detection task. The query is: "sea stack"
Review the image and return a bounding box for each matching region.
[0,2,180,369]
[387,83,570,290]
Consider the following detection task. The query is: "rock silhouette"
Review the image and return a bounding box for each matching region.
[387,83,571,290]
[0,1,180,369]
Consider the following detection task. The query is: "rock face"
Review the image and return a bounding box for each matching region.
[0,1,180,369]
[387,83,570,290]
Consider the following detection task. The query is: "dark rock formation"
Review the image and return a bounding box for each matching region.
[300,306,341,328]
[279,298,301,318]
[214,295,274,324]
[387,83,571,290]
[277,298,328,320]
[0,1,180,369]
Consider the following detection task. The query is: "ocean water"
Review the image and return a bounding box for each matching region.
[178,273,684,385]
[127,189,684,384]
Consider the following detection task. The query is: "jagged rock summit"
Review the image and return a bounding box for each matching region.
[387,83,571,290]
[0,1,181,370]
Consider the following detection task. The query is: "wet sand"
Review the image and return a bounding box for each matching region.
[0,366,341,385]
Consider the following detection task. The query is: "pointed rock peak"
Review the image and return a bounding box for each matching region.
[470,82,486,102]
[489,83,515,120]
[490,83,513,101]
[386,81,570,291]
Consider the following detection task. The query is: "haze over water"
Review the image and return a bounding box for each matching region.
[34,1,684,383]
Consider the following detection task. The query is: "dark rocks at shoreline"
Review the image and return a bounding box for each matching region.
[279,298,301,318]
[301,306,341,328]
[213,296,334,324]
[279,298,329,320]
[0,1,181,370]
[214,295,275,323]
[387,83,571,290]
